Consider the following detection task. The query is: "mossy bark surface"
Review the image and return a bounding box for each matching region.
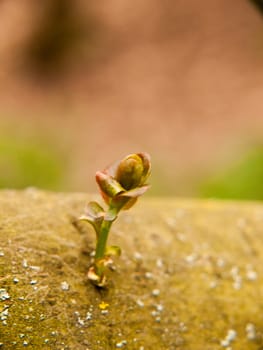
[0,189,263,349]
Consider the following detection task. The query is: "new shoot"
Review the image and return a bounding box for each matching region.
[79,153,151,287]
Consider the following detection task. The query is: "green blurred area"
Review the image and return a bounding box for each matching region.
[0,128,262,201]
[0,134,67,190]
[200,146,263,201]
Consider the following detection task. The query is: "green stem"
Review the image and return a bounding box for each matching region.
[93,199,130,284]
[95,205,119,260]
[95,219,113,260]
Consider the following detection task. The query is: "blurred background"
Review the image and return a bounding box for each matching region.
[0,0,263,199]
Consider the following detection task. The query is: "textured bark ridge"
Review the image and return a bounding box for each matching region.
[0,190,263,349]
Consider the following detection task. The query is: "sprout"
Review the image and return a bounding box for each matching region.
[80,153,151,287]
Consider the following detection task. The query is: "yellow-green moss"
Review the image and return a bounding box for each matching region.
[0,190,263,349]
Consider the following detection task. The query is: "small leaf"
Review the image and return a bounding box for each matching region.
[105,245,122,257]
[79,201,104,222]
[110,185,150,210]
[87,266,100,282]
[96,171,124,200]
[87,201,105,217]
[87,266,108,287]
[122,197,137,210]
[79,201,105,238]
[110,195,137,210]
[119,185,150,198]
[137,152,151,185]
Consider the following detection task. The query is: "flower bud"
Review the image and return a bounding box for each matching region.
[96,153,151,208]
[115,153,151,190]
[115,154,143,190]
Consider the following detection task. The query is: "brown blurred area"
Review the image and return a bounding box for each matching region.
[0,0,263,195]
